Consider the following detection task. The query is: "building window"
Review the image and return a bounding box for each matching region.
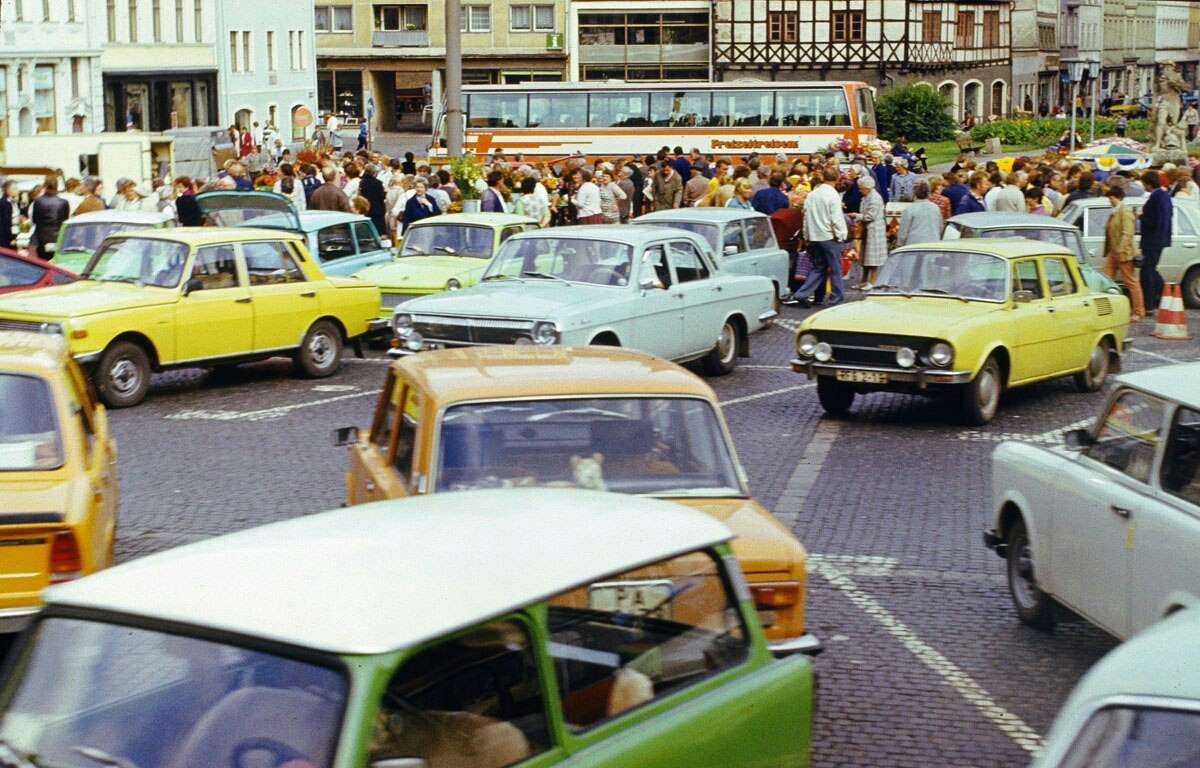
[70,58,80,98]
[1037,22,1054,50]
[982,11,1000,47]
[107,0,116,40]
[316,5,353,32]
[243,31,252,73]
[68,0,77,21]
[831,11,864,43]
[194,0,201,41]
[267,30,276,71]
[14,0,23,21]
[461,5,491,33]
[152,0,161,40]
[230,30,239,72]
[297,30,305,69]
[922,11,941,43]
[128,0,137,42]
[34,64,56,133]
[956,11,974,48]
[768,11,798,43]
[175,0,183,40]
[510,4,554,32]
[289,30,298,69]
[42,0,50,21]
[375,5,427,31]
[578,11,709,82]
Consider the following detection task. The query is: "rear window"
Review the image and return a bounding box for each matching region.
[0,373,62,470]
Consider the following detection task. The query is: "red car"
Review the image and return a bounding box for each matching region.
[0,247,77,295]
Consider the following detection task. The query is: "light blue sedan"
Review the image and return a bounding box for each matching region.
[195,191,393,276]
[634,208,790,307]
[390,225,778,375]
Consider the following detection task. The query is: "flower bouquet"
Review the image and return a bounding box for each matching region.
[449,152,483,200]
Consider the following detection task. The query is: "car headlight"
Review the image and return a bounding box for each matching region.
[403,331,424,351]
[446,278,461,290]
[929,342,953,367]
[814,342,833,362]
[532,321,560,346]
[393,312,414,335]
[895,347,917,368]
[39,321,64,335]
[797,332,819,357]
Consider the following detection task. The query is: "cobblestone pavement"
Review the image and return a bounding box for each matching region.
[24,302,1200,766]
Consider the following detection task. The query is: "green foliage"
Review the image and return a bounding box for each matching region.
[875,84,957,143]
[449,152,483,199]
[970,117,1151,146]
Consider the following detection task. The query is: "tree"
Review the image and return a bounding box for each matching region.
[875,83,956,143]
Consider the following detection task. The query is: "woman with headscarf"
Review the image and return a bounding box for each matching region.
[853,176,887,290]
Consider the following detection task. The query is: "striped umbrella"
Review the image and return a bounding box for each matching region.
[1067,143,1153,171]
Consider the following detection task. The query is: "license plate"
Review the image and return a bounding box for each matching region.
[835,370,888,384]
[589,580,674,619]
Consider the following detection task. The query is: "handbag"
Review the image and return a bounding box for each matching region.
[848,222,864,240]
[793,250,815,280]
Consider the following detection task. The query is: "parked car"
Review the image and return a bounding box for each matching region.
[634,208,791,307]
[335,345,820,656]
[0,331,116,635]
[1032,607,1200,768]
[0,229,383,408]
[195,190,393,277]
[986,361,1200,639]
[0,489,815,767]
[1059,196,1200,307]
[391,226,777,376]
[353,212,538,318]
[791,239,1132,424]
[0,246,77,294]
[51,210,175,274]
[943,211,1120,295]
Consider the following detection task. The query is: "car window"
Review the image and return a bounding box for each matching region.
[500,225,524,243]
[1085,207,1112,238]
[669,241,710,283]
[0,373,63,470]
[317,223,356,262]
[547,548,749,731]
[1012,259,1045,299]
[371,619,549,766]
[352,221,381,254]
[722,222,746,255]
[488,237,634,287]
[1161,406,1200,507]
[1176,210,1197,236]
[190,244,241,290]
[0,254,47,288]
[743,217,774,250]
[1085,390,1167,484]
[1057,705,1200,768]
[375,380,419,483]
[1043,258,1077,297]
[244,241,305,285]
[642,244,671,288]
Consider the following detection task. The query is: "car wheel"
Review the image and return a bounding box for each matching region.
[1006,519,1056,631]
[1073,338,1111,393]
[701,320,738,376]
[294,320,343,378]
[816,376,855,416]
[961,355,1001,425]
[1183,266,1200,309]
[95,341,151,408]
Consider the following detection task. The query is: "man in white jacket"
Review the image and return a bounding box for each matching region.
[791,168,848,306]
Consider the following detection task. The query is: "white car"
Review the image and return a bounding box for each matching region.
[985,361,1200,639]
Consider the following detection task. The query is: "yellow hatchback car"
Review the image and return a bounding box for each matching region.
[0,331,117,634]
[334,346,819,656]
[0,229,382,408]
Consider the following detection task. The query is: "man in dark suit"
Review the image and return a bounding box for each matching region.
[358,163,388,238]
[0,179,16,250]
[1139,169,1173,313]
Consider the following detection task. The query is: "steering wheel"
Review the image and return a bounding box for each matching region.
[230,737,310,768]
[583,265,618,285]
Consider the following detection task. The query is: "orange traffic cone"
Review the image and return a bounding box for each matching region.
[1150,283,1193,340]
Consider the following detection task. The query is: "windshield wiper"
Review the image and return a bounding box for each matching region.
[434,246,459,255]
[96,276,145,287]
[523,271,570,284]
[0,739,44,768]
[73,746,137,768]
[480,274,524,283]
[644,487,743,498]
[915,287,969,302]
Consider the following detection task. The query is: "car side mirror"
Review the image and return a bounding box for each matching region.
[1064,428,1095,451]
[1012,290,1035,304]
[723,245,739,256]
[371,760,429,768]
[332,426,359,446]
[183,277,203,296]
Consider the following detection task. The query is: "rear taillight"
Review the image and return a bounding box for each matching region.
[49,531,83,583]
[749,582,800,608]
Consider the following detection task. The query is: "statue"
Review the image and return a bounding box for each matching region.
[1150,61,1187,152]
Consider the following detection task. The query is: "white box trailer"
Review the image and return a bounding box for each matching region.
[2,133,174,194]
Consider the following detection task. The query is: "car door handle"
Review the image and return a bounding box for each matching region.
[301,291,317,297]
[1045,306,1055,313]
[1111,505,1131,519]
[1184,243,1197,249]
[712,285,723,292]
[235,297,252,303]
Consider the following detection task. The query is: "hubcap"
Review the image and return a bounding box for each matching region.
[717,324,736,364]
[309,332,335,368]
[110,358,141,395]
[1010,538,1040,607]
[977,367,999,413]
[1089,344,1107,381]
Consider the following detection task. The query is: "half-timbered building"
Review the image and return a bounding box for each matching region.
[712,0,1012,121]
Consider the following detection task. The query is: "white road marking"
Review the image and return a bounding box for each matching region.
[957,417,1093,445]
[166,390,376,422]
[739,364,794,370]
[720,383,814,406]
[312,384,359,392]
[774,318,802,332]
[1128,347,1190,364]
[345,357,392,364]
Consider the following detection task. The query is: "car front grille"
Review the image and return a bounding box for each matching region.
[412,314,534,345]
[0,319,56,334]
[820,331,933,366]
[380,292,425,311]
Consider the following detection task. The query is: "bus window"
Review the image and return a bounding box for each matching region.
[529,92,587,128]
[777,89,849,127]
[712,91,775,127]
[466,93,528,128]
[855,87,877,129]
[588,92,651,128]
[649,91,710,128]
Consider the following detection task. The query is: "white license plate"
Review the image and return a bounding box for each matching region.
[589,580,674,619]
[835,370,889,384]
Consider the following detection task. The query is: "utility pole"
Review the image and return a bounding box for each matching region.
[445,0,463,156]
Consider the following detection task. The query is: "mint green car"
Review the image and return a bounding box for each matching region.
[354,212,537,318]
[0,489,815,767]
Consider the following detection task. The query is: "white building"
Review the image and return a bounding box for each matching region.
[1011,0,1059,114]
[0,0,105,148]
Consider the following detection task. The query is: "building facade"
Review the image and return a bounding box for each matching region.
[566,0,711,82]
[1011,0,1059,114]
[315,0,568,132]
[711,0,1013,122]
[0,0,105,149]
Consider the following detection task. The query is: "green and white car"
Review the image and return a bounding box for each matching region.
[0,489,815,768]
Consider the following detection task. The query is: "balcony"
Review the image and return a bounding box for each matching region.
[372,30,430,47]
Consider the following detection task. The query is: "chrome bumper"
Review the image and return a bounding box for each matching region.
[758,309,779,324]
[0,606,39,634]
[790,359,974,387]
[769,632,823,657]
[74,351,103,366]
[367,318,391,335]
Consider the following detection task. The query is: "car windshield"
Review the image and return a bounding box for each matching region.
[0,618,348,768]
[82,237,190,288]
[401,224,493,259]
[435,397,743,496]
[1057,705,1200,768]
[873,249,1009,302]
[954,226,1085,262]
[643,221,719,251]
[0,373,62,470]
[59,222,150,254]
[485,237,634,286]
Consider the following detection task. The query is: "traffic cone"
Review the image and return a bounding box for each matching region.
[1150,283,1193,340]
